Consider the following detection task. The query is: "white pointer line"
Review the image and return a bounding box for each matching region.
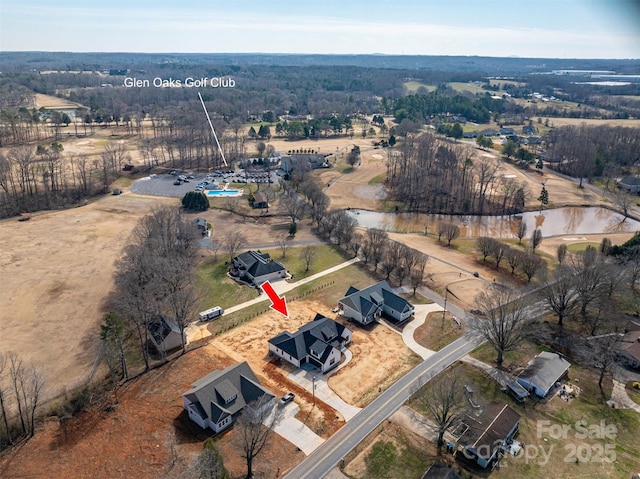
[198,91,228,167]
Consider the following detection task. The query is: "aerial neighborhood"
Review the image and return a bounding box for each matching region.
[1,8,640,478]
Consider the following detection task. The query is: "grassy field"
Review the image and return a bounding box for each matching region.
[403,81,437,93]
[447,82,488,95]
[399,291,433,305]
[270,244,351,279]
[368,173,385,184]
[566,242,600,253]
[195,258,258,311]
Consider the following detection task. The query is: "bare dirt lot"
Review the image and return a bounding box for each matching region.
[0,344,305,479]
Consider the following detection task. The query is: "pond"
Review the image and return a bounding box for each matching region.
[347,207,640,238]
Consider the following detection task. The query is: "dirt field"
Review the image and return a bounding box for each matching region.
[0,344,306,479]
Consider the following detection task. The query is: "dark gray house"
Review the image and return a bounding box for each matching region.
[281,154,329,174]
[338,280,414,325]
[230,250,287,285]
[268,314,352,373]
[182,361,275,433]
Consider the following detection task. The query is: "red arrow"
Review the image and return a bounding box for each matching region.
[260,280,289,317]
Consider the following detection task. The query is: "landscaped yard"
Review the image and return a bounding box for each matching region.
[195,257,258,311]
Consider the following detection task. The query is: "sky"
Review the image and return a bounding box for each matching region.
[1,0,639,58]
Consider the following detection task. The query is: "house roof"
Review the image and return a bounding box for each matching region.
[235,250,286,278]
[183,361,274,424]
[421,464,463,479]
[620,176,640,186]
[253,192,268,204]
[619,330,640,362]
[339,280,413,318]
[148,315,181,344]
[458,403,520,460]
[518,352,571,394]
[268,314,351,362]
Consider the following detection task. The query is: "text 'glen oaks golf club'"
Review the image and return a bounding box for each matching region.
[123,76,235,88]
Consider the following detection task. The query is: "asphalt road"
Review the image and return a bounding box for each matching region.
[282,332,486,479]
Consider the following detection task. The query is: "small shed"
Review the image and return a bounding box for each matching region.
[252,191,269,209]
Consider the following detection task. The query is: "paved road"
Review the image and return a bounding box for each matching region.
[282,332,486,479]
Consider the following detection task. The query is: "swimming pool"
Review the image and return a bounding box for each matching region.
[205,189,244,197]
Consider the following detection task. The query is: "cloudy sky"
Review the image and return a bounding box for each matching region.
[1,0,639,58]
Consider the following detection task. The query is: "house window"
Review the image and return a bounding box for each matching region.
[225,394,237,404]
[330,358,335,365]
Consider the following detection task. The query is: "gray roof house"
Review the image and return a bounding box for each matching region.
[456,403,520,469]
[338,280,414,325]
[517,352,571,397]
[281,154,329,174]
[182,361,275,433]
[268,314,352,373]
[230,250,287,286]
[148,315,185,353]
[617,177,640,194]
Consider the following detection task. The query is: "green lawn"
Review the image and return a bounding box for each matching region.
[413,311,463,351]
[566,242,600,253]
[270,244,351,280]
[195,258,258,312]
[368,173,386,185]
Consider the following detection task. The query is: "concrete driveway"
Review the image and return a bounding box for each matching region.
[267,402,325,455]
[288,368,362,421]
[401,303,444,360]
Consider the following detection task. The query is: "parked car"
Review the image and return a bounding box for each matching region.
[173,180,182,185]
[279,393,295,405]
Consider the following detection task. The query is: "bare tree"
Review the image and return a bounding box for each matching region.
[234,396,282,479]
[587,331,622,390]
[0,353,12,445]
[505,248,523,275]
[567,247,609,318]
[556,243,567,264]
[279,191,305,225]
[516,221,527,244]
[8,352,27,436]
[209,236,222,261]
[613,189,634,219]
[520,252,546,282]
[409,252,429,295]
[477,236,494,262]
[438,222,460,246]
[415,368,466,452]
[366,228,389,271]
[543,267,577,327]
[381,240,403,281]
[275,233,289,259]
[300,246,316,273]
[223,231,247,263]
[473,287,530,366]
[530,228,543,252]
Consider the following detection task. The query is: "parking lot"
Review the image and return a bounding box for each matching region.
[130,169,278,197]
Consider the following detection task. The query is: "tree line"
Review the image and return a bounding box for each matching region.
[386,132,528,215]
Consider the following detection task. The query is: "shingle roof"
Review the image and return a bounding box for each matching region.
[148,315,180,344]
[339,280,413,317]
[619,330,640,362]
[268,315,350,361]
[235,250,286,278]
[518,352,571,394]
[459,403,520,460]
[183,362,274,423]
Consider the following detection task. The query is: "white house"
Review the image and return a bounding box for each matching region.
[148,315,185,353]
[268,314,352,373]
[338,280,414,325]
[182,362,275,433]
[517,352,571,397]
[617,177,640,194]
[230,250,287,286]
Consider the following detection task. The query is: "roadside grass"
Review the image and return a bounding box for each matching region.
[399,291,432,304]
[468,340,548,370]
[360,436,436,479]
[413,311,464,351]
[368,173,385,185]
[566,242,600,253]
